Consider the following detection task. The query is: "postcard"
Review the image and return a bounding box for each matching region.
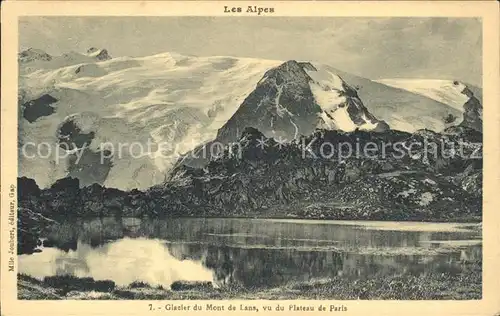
[1,1,499,315]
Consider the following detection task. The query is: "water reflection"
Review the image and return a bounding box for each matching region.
[19,217,481,289]
[19,238,213,287]
[164,243,480,288]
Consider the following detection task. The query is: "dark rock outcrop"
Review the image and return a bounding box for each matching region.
[18,48,52,63]
[22,94,58,123]
[87,48,111,61]
[17,185,58,255]
[54,115,114,187]
[66,149,113,188]
[57,118,95,150]
[459,86,482,132]
[95,49,111,61]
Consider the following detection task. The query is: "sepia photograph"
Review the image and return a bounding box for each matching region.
[1,1,499,315]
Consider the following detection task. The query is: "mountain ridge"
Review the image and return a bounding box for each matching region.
[18,124,482,236]
[18,48,481,190]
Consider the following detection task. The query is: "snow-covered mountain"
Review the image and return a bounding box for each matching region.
[216,60,388,143]
[374,79,482,112]
[178,60,389,167]
[19,49,285,189]
[18,48,480,190]
[375,78,482,132]
[19,47,112,72]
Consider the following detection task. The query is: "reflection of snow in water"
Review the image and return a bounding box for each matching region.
[19,237,213,288]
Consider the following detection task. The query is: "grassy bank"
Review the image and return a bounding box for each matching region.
[18,259,481,300]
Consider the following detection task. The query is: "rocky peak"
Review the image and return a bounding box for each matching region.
[458,85,482,132]
[95,49,111,61]
[86,47,112,61]
[18,48,52,63]
[216,60,321,143]
[260,60,315,86]
[180,60,388,169]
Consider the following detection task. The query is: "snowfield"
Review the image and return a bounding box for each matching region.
[19,51,282,189]
[19,49,480,190]
[374,79,481,112]
[306,68,381,131]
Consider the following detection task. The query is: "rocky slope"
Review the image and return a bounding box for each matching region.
[17,177,59,254]
[217,60,388,142]
[18,124,482,223]
[18,48,480,190]
[458,86,482,132]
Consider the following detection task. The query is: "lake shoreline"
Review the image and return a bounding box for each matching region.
[29,213,485,223]
[18,258,482,300]
[18,211,482,256]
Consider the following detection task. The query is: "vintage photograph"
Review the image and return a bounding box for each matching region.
[15,15,484,301]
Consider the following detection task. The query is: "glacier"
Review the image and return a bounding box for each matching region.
[18,48,481,190]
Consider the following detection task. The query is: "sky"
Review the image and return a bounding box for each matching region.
[19,17,482,86]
